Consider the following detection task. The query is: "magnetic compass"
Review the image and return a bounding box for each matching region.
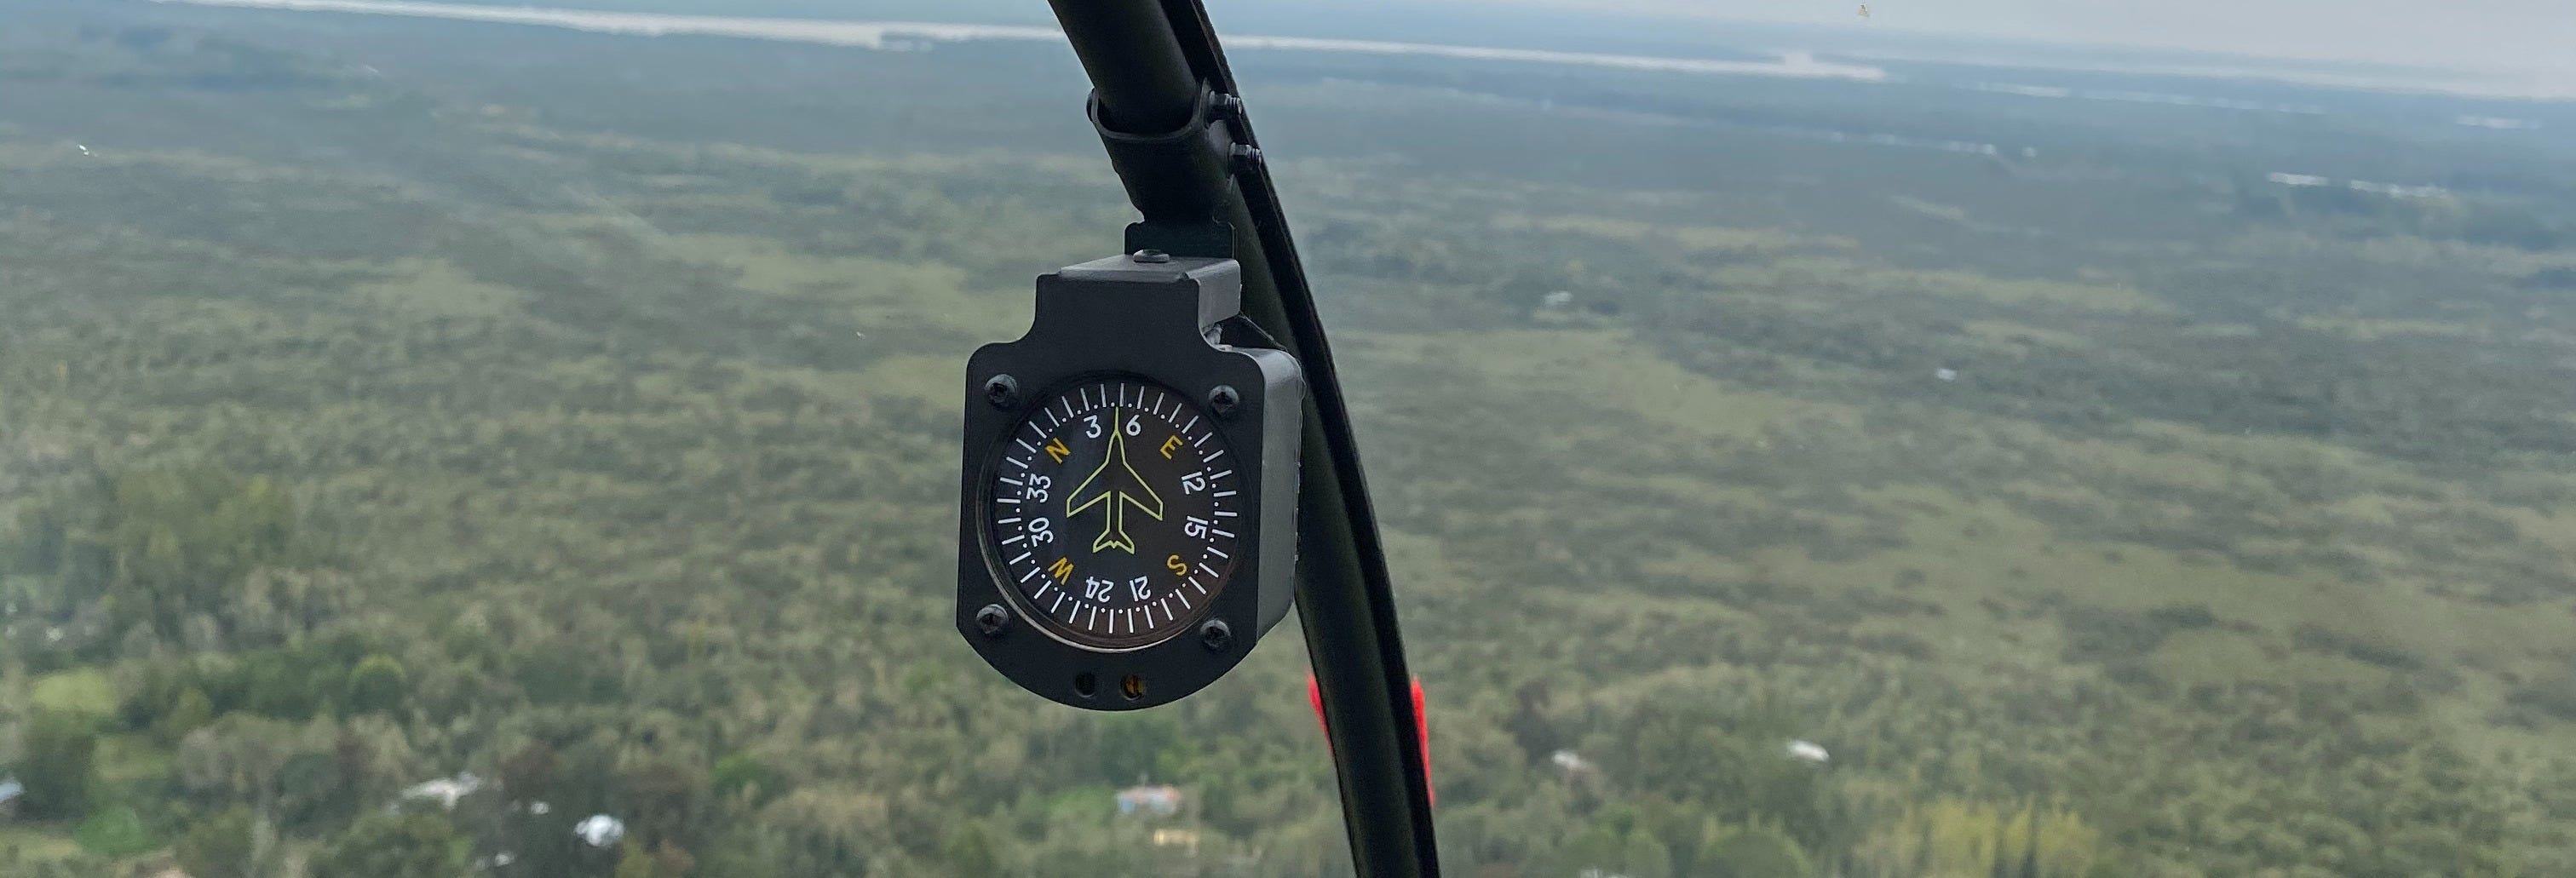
[983,377,1244,650]
[957,252,1301,709]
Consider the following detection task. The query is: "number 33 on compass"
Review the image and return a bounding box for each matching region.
[955,253,1302,710]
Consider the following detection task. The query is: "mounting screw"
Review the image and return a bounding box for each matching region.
[975,604,1011,637]
[1131,249,1173,263]
[1229,144,1262,169]
[1208,384,1240,419]
[983,374,1019,410]
[1199,619,1233,652]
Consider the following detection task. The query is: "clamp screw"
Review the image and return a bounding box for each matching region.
[1199,619,1233,652]
[984,374,1020,409]
[975,604,1011,637]
[1131,249,1174,264]
[1208,385,1240,418]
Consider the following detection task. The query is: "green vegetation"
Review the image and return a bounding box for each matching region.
[313,811,471,878]
[20,709,99,821]
[73,805,158,858]
[173,806,261,878]
[0,3,2573,876]
[30,669,114,718]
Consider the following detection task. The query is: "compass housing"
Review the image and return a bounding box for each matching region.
[957,254,1301,710]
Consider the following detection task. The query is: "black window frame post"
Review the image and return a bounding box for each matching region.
[1041,2,1441,875]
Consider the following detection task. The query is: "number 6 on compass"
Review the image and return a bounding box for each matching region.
[956,253,1302,709]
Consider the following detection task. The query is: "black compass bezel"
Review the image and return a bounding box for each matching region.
[972,370,1246,651]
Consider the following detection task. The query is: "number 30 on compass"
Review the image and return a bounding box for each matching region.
[955,254,1302,710]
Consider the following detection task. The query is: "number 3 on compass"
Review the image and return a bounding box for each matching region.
[956,253,1302,710]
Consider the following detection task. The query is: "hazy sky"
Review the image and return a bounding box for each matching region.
[1458,0,2574,89]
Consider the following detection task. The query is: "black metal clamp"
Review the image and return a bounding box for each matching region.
[1091,83,1245,260]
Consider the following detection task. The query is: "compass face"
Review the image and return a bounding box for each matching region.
[983,376,1243,651]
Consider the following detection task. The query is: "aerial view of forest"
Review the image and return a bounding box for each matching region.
[2,0,2573,875]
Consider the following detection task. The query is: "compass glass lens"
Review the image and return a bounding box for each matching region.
[984,376,1243,650]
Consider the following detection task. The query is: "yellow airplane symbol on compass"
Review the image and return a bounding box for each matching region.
[1067,407,1166,554]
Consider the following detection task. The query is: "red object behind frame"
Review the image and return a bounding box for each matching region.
[1307,672,1434,806]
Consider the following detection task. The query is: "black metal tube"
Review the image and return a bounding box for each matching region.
[1044,2,1441,875]
[1045,0,1201,133]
